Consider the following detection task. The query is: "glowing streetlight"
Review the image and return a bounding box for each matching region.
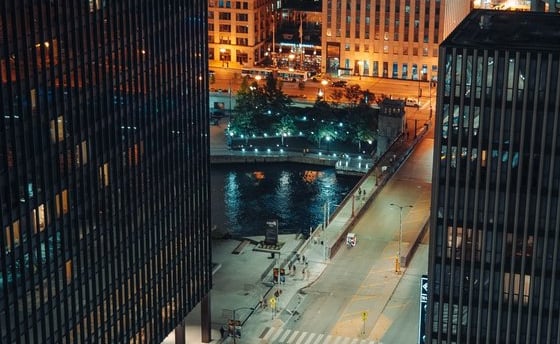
[389,203,413,273]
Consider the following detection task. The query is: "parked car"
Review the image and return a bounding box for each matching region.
[405,98,420,107]
[331,80,348,88]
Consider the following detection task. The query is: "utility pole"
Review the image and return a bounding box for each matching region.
[299,12,304,70]
[390,203,413,273]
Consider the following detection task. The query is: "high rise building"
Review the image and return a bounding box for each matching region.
[0,1,211,343]
[321,0,471,82]
[208,0,275,68]
[428,9,560,343]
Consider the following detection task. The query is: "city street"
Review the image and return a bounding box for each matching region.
[265,137,433,343]
[210,67,436,110]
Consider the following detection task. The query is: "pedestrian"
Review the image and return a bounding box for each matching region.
[302,255,306,264]
[302,268,306,280]
[293,265,296,275]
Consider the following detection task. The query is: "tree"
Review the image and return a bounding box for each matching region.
[329,89,344,107]
[345,84,362,106]
[272,115,297,146]
[309,121,339,150]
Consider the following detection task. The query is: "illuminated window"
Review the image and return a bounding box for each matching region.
[76,141,88,166]
[99,163,110,187]
[33,204,47,233]
[50,116,65,142]
[30,89,37,110]
[56,189,69,217]
[128,142,143,166]
[4,220,20,250]
[503,273,530,304]
[65,259,73,284]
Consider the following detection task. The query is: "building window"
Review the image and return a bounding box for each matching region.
[236,38,248,46]
[65,259,73,284]
[345,43,350,51]
[218,12,231,20]
[383,45,389,53]
[236,26,249,34]
[99,163,109,187]
[4,220,20,250]
[56,189,69,218]
[50,116,65,142]
[236,13,248,21]
[219,24,231,32]
[503,273,530,305]
[33,204,47,233]
[364,44,369,52]
[355,44,360,52]
[76,141,88,166]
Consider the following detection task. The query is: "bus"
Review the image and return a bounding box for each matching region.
[240,67,275,79]
[276,69,308,82]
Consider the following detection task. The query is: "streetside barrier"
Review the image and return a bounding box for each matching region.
[327,123,431,260]
[401,214,430,267]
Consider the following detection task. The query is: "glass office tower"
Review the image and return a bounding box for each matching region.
[428,9,560,343]
[0,1,211,343]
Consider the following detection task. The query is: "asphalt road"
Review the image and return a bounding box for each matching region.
[210,67,436,111]
[278,136,434,343]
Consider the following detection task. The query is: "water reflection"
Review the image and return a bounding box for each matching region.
[211,163,360,237]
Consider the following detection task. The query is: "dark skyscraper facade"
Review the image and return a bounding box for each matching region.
[0,1,211,343]
[428,10,560,343]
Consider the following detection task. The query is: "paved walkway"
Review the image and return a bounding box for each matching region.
[160,121,431,344]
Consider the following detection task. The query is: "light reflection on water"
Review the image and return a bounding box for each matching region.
[211,163,360,237]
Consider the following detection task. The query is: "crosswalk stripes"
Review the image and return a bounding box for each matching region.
[261,327,379,344]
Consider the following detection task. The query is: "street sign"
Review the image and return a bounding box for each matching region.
[418,275,428,344]
[228,319,241,327]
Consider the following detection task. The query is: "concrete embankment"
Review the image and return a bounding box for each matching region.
[210,153,337,167]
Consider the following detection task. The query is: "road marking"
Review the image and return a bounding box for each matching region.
[286,330,300,343]
[295,332,309,344]
[311,333,324,343]
[304,333,316,344]
[279,329,292,342]
[270,327,284,342]
[262,327,277,340]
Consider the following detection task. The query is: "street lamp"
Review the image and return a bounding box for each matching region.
[225,307,254,343]
[389,203,413,273]
[325,135,331,153]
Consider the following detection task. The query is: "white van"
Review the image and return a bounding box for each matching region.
[405,98,420,107]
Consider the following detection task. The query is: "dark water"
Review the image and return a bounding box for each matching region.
[210,163,361,237]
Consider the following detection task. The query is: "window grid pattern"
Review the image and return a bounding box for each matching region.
[0,1,211,343]
[429,11,560,343]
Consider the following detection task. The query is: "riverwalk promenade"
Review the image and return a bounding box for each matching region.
[161,120,433,343]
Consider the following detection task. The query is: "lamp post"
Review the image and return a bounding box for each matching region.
[389,203,413,273]
[226,307,254,344]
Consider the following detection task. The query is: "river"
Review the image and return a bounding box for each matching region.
[210,163,361,238]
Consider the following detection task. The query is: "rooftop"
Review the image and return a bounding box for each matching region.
[443,9,560,51]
